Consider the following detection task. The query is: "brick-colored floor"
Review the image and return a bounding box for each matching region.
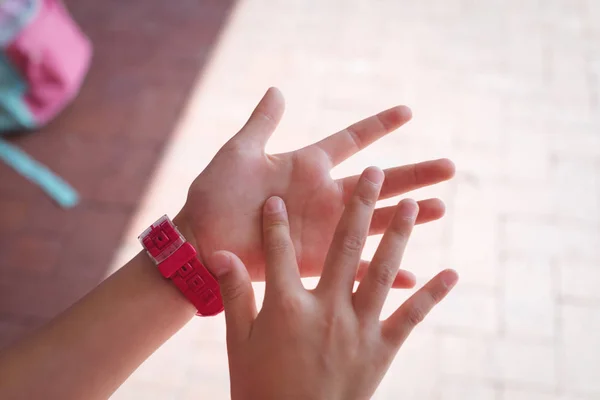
[3,0,600,399]
[0,0,235,344]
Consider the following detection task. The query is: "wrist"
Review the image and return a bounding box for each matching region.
[142,211,224,316]
[173,208,206,262]
[134,214,197,316]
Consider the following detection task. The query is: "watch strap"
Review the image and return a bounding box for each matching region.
[139,215,224,316]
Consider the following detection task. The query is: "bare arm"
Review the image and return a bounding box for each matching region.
[0,216,195,399]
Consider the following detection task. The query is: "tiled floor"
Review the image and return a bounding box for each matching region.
[2,0,600,399]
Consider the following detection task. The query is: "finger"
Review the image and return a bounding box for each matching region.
[311,106,412,167]
[317,167,384,295]
[262,196,303,296]
[232,87,285,148]
[354,199,418,319]
[356,260,416,289]
[209,251,257,342]
[369,198,446,234]
[339,159,455,202]
[381,269,459,347]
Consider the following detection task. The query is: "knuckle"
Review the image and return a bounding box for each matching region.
[221,139,245,154]
[354,191,376,208]
[277,293,305,315]
[390,212,416,232]
[388,228,411,245]
[267,236,291,255]
[220,279,247,303]
[340,233,364,254]
[223,136,264,156]
[353,181,378,208]
[410,163,419,184]
[346,127,363,151]
[265,211,288,229]
[255,109,277,126]
[373,263,397,288]
[266,218,289,232]
[405,305,427,328]
[395,213,417,227]
[427,287,446,304]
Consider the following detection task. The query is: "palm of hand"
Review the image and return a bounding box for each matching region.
[184,145,342,280]
[181,88,454,282]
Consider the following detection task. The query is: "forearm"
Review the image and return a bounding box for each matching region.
[0,217,197,399]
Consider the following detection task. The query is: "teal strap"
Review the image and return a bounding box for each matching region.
[0,52,35,131]
[0,138,78,208]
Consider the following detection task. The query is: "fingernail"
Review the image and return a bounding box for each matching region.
[441,269,459,288]
[399,198,419,219]
[396,105,412,120]
[265,196,284,213]
[364,167,384,185]
[210,251,232,278]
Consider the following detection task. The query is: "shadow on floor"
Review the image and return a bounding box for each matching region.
[0,0,236,348]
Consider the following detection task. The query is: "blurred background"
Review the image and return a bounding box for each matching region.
[1,0,599,398]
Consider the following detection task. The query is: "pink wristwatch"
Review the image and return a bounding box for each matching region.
[138,215,224,316]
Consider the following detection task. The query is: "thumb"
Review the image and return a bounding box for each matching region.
[209,251,257,342]
[232,87,285,149]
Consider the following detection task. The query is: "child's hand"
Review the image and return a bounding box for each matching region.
[210,167,458,400]
[176,87,454,287]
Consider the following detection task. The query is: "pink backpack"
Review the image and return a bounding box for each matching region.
[1,0,91,129]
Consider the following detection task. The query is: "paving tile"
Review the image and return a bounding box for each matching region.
[502,256,556,339]
[0,274,98,320]
[548,122,600,158]
[440,334,556,388]
[502,218,600,262]
[428,286,499,333]
[0,199,29,236]
[500,389,561,400]
[24,198,78,236]
[56,206,130,280]
[440,379,498,400]
[560,304,600,396]
[110,380,183,400]
[551,156,600,225]
[447,212,499,289]
[0,157,42,201]
[46,139,149,206]
[0,233,63,278]
[559,261,600,302]
[124,86,189,145]
[494,339,556,389]
[0,319,42,350]
[377,329,440,399]
[440,333,495,381]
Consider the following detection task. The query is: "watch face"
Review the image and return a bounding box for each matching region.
[139,215,185,264]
